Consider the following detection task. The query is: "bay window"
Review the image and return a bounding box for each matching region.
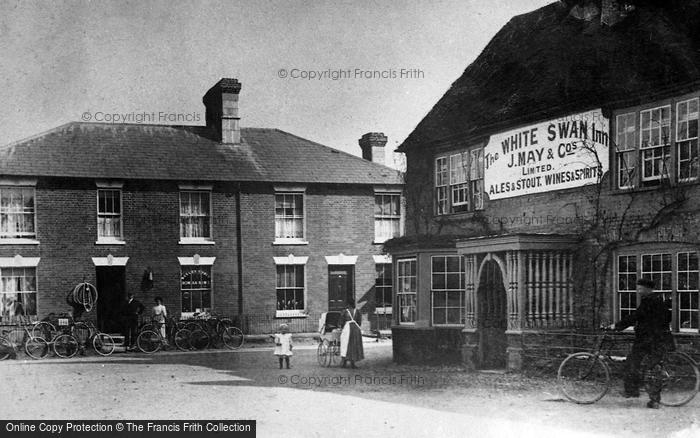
[617,250,699,332]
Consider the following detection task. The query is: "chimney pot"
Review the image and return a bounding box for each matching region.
[359,132,388,166]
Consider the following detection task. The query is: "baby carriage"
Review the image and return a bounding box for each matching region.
[317,311,342,367]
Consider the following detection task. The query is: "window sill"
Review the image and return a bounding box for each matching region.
[95,239,126,245]
[374,309,393,315]
[434,210,483,220]
[613,179,699,195]
[273,239,308,246]
[179,239,216,245]
[0,238,40,245]
[275,311,308,318]
[677,329,699,335]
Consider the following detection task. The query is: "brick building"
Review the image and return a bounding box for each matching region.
[0,78,403,334]
[389,0,700,369]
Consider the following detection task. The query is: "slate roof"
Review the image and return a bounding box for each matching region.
[399,0,700,151]
[0,122,402,185]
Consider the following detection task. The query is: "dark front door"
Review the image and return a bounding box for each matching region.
[329,265,354,311]
[477,259,508,369]
[96,266,126,333]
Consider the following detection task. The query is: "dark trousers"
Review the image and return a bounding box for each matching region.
[624,341,666,402]
[124,318,138,347]
[278,356,290,369]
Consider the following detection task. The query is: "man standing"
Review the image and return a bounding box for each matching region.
[123,292,144,351]
[613,278,673,409]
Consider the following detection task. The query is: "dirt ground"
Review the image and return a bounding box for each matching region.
[1,339,698,438]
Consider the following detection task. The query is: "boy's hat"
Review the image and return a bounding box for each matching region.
[279,323,289,332]
[636,278,655,289]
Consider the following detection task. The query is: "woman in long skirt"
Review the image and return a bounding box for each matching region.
[339,299,364,368]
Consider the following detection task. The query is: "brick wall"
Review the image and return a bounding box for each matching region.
[240,182,387,328]
[0,177,390,331]
[0,177,238,322]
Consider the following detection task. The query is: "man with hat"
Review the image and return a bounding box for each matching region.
[611,277,673,408]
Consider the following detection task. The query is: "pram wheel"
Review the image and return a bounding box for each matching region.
[317,340,330,366]
[328,341,340,366]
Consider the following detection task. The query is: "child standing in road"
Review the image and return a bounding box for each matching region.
[274,324,293,369]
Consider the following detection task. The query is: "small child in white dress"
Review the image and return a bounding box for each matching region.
[273,324,293,369]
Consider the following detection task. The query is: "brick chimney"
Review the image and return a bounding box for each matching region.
[203,78,241,144]
[359,132,387,166]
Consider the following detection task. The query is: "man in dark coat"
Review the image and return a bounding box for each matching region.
[613,278,673,409]
[122,292,145,350]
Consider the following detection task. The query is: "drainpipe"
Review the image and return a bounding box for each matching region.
[236,182,244,323]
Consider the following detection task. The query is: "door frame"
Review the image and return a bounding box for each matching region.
[328,265,355,311]
[95,266,127,333]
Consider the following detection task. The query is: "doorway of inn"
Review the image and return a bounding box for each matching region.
[477,258,508,369]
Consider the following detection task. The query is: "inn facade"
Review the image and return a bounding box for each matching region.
[388,0,700,369]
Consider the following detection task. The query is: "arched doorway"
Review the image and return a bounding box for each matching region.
[477,259,507,369]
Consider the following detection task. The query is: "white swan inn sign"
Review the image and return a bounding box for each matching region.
[484,108,609,200]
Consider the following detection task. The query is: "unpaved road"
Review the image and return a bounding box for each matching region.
[1,340,698,438]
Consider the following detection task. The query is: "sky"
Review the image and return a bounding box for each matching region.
[0,0,553,168]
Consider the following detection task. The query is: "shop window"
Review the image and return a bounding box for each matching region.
[431,255,465,325]
[180,266,212,314]
[397,258,417,324]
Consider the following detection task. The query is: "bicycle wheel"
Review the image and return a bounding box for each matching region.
[25,337,49,359]
[222,326,244,350]
[0,336,14,360]
[53,334,79,358]
[174,328,193,351]
[92,333,115,356]
[644,351,700,407]
[31,321,54,340]
[190,329,210,350]
[557,352,611,404]
[137,330,161,354]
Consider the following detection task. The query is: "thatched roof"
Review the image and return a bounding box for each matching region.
[399,0,700,151]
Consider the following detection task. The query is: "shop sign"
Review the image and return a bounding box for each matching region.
[484,109,609,200]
